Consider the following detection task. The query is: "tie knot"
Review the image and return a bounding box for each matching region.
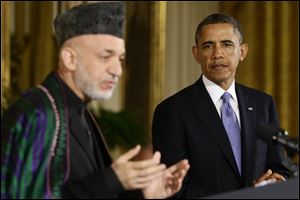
[222,92,231,103]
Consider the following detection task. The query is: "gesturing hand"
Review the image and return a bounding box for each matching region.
[253,169,286,187]
[142,159,190,199]
[111,145,166,190]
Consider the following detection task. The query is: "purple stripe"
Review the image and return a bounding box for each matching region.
[2,133,13,166]
[1,174,7,181]
[32,105,47,171]
[19,114,32,140]
[12,153,23,180]
[44,192,51,199]
[1,154,11,177]
[1,193,11,199]
[4,117,27,181]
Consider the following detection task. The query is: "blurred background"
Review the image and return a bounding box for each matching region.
[1,1,299,159]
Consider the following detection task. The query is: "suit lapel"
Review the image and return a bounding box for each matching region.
[236,85,256,184]
[192,78,241,178]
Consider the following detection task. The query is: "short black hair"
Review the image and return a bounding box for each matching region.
[195,13,243,45]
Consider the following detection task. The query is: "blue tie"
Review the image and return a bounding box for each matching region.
[221,92,242,174]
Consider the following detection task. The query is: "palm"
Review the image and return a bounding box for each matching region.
[143,171,174,199]
[142,159,189,199]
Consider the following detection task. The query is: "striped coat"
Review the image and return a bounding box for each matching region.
[1,72,70,199]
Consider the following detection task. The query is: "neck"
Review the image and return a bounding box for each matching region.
[217,80,233,90]
[57,68,86,101]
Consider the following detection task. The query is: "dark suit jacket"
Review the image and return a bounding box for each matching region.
[58,75,143,199]
[62,110,143,199]
[152,77,289,198]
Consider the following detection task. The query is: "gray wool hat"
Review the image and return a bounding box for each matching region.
[54,2,125,48]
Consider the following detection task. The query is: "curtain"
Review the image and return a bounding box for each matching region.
[221,1,299,138]
[1,1,87,110]
[1,1,11,113]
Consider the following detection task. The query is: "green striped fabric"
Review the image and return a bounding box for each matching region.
[1,72,70,199]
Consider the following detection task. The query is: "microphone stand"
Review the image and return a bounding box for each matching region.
[281,146,299,178]
[282,156,299,178]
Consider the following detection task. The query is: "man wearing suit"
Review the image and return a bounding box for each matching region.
[1,2,189,199]
[152,13,289,198]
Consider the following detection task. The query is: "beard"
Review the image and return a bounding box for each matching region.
[74,64,117,100]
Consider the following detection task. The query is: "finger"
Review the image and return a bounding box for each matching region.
[129,175,168,189]
[152,151,161,163]
[172,177,183,190]
[126,181,152,190]
[167,159,190,174]
[253,169,273,184]
[268,173,286,181]
[133,151,161,169]
[266,169,273,175]
[166,175,183,193]
[165,167,189,192]
[131,157,161,170]
[136,163,166,177]
[172,164,190,180]
[175,159,189,169]
[135,170,163,184]
[117,145,141,162]
[172,168,189,181]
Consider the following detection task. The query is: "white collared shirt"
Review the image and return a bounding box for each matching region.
[202,74,241,127]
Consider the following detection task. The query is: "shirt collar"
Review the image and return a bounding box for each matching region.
[202,74,238,103]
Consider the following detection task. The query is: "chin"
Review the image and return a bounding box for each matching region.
[84,85,115,100]
[210,73,230,81]
[92,90,114,100]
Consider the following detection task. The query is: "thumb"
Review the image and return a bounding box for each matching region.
[116,145,141,162]
[152,151,161,163]
[267,169,273,175]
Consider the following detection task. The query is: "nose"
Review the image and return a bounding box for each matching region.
[108,59,122,79]
[212,44,224,60]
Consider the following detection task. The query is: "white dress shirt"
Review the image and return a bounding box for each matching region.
[202,74,241,127]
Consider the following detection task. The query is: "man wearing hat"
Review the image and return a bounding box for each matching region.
[1,2,189,199]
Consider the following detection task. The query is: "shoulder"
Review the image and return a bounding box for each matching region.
[156,84,195,110]
[2,87,54,129]
[236,83,273,99]
[7,87,51,111]
[236,83,276,107]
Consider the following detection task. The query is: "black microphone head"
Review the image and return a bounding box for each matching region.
[256,124,285,144]
[257,124,299,155]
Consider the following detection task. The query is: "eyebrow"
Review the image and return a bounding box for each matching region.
[102,49,126,57]
[221,40,234,44]
[103,49,115,54]
[201,40,235,46]
[201,41,214,47]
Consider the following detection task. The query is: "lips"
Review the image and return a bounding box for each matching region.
[101,80,117,90]
[209,63,228,68]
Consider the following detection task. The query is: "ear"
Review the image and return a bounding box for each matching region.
[240,43,248,61]
[60,46,78,71]
[192,45,201,64]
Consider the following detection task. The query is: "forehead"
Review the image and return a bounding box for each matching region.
[199,23,239,42]
[68,34,125,53]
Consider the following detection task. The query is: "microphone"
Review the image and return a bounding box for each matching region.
[257,124,299,154]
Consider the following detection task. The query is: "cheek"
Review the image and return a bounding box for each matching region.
[94,69,109,82]
[226,51,240,65]
[199,54,210,65]
[85,63,105,79]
